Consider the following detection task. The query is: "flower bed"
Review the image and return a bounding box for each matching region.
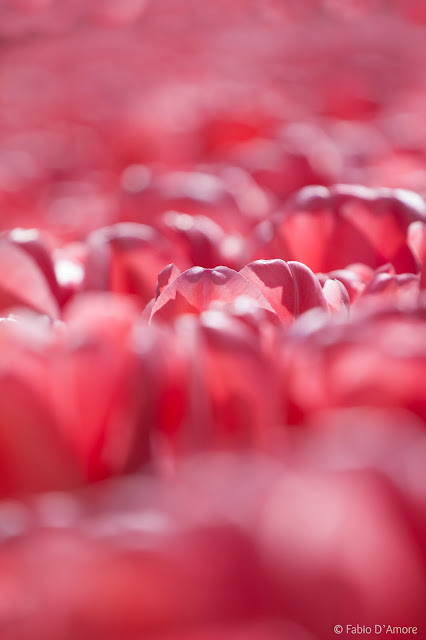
[0,2,426,639]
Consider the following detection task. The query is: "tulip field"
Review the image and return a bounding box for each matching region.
[1,1,426,639]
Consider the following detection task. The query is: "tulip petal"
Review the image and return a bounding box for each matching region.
[155,264,182,299]
[150,266,275,322]
[0,373,82,496]
[240,260,295,324]
[241,259,328,324]
[0,240,59,319]
[288,261,329,315]
[408,221,426,289]
[322,278,350,314]
[260,186,424,274]
[83,223,180,306]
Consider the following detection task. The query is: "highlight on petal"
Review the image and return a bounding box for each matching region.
[408,221,426,289]
[240,260,295,324]
[0,239,59,319]
[155,263,181,300]
[162,212,230,269]
[287,261,329,315]
[408,220,426,266]
[321,266,370,302]
[322,278,350,314]
[150,266,275,322]
[240,259,328,324]
[7,228,62,305]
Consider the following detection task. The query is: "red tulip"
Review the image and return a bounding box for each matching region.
[82,223,186,308]
[253,185,425,274]
[316,266,370,303]
[151,261,329,326]
[408,221,426,289]
[160,212,246,271]
[360,271,419,306]
[0,238,59,319]
[241,259,329,324]
[167,311,280,453]
[150,266,275,323]
[279,304,426,425]
[0,315,82,497]
[49,293,151,481]
[321,278,351,314]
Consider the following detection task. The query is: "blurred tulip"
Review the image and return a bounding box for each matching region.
[253,186,426,274]
[279,304,426,425]
[82,223,186,307]
[0,237,59,319]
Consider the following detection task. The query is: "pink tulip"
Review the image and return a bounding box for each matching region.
[49,294,151,481]
[150,266,275,323]
[151,261,329,326]
[0,238,59,319]
[253,186,425,274]
[279,304,426,425]
[241,259,329,324]
[82,223,186,308]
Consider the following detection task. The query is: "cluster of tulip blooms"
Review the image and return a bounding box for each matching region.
[1,1,426,639]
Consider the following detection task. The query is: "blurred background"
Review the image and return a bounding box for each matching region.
[2,0,426,238]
